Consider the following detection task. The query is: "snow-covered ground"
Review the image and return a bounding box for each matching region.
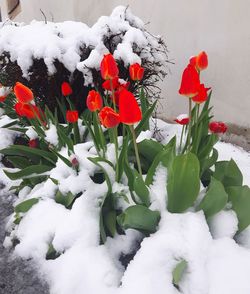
[1,116,250,294]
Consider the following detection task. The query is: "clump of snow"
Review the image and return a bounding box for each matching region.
[26,126,38,140]
[0,86,11,97]
[45,123,59,146]
[0,6,167,84]
[175,113,189,121]
[0,114,19,159]
[208,210,238,239]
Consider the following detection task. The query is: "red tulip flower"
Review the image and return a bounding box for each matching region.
[61,82,73,96]
[86,90,103,112]
[15,102,41,119]
[179,64,200,97]
[192,84,211,104]
[102,77,120,91]
[119,89,142,125]
[110,81,130,105]
[100,54,119,80]
[29,139,38,148]
[174,114,190,125]
[129,63,144,81]
[99,106,120,128]
[66,110,78,123]
[209,121,227,134]
[196,51,208,71]
[189,51,208,71]
[14,82,34,104]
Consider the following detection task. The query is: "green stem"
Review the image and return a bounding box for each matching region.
[187,98,192,151]
[113,126,119,182]
[179,125,184,153]
[110,80,117,112]
[94,111,106,157]
[73,121,81,144]
[129,124,142,176]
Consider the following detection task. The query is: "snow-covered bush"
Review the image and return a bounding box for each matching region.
[0,6,168,115]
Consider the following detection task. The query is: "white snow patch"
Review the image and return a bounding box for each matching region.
[45,124,59,146]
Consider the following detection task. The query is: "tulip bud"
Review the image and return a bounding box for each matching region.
[28,139,38,148]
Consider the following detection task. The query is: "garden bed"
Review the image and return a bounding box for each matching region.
[1,6,250,294]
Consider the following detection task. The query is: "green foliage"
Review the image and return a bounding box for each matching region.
[226,185,250,232]
[197,177,228,218]
[134,100,157,137]
[172,259,187,288]
[145,137,176,186]
[167,152,200,213]
[213,159,243,188]
[117,205,160,234]
[4,164,52,181]
[55,190,77,209]
[137,139,164,166]
[46,243,61,260]
[14,198,39,213]
[139,87,150,131]
[133,172,150,207]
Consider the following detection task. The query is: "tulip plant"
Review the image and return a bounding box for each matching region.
[1,50,250,274]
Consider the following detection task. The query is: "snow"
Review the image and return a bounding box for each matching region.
[1,118,250,294]
[208,210,238,239]
[45,123,59,146]
[26,127,38,140]
[0,113,18,159]
[0,6,167,84]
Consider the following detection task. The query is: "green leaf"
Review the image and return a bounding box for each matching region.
[117,205,160,234]
[137,139,164,166]
[46,243,60,260]
[104,210,117,237]
[117,135,129,181]
[88,157,113,194]
[197,134,218,160]
[145,140,176,186]
[226,185,250,232]
[139,87,150,130]
[55,190,75,208]
[82,116,100,153]
[57,125,74,152]
[123,161,134,188]
[167,152,200,213]
[14,198,39,213]
[134,173,150,207]
[135,100,157,137]
[13,213,22,225]
[1,120,18,128]
[56,98,67,122]
[6,156,32,169]
[200,148,218,175]
[50,148,72,167]
[4,164,52,180]
[197,177,228,218]
[0,145,57,165]
[213,159,243,188]
[45,107,56,125]
[173,259,187,287]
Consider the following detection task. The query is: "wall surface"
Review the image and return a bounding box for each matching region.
[0,0,250,127]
